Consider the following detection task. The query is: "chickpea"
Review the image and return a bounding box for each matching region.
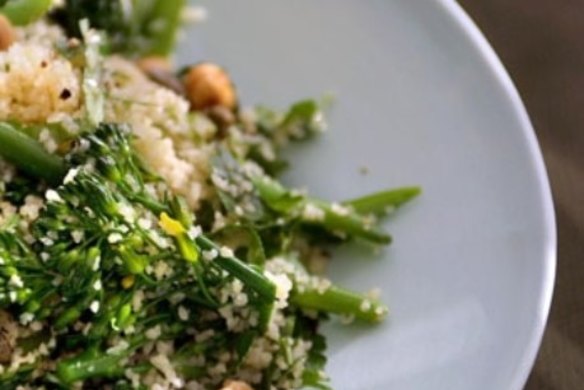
[220,380,253,390]
[0,15,15,51]
[184,62,237,110]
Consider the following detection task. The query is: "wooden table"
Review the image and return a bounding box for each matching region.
[457,1,584,388]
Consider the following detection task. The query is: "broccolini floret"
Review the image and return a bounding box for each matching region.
[0,116,408,387]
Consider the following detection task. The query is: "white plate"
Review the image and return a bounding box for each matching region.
[178,1,556,389]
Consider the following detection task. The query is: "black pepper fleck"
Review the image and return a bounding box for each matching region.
[59,88,72,100]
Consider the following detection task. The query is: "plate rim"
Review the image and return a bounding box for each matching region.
[439,0,557,388]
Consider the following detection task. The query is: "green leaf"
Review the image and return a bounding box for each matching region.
[281,99,326,137]
[248,99,327,175]
[234,330,256,365]
[251,175,304,214]
[1,0,52,25]
[301,329,331,390]
[213,225,266,266]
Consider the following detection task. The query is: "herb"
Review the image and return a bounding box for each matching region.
[236,99,328,177]
[0,123,278,385]
[0,122,65,185]
[0,118,414,386]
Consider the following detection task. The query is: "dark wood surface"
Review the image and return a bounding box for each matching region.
[457,1,584,388]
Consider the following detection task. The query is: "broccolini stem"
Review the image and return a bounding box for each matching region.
[57,333,162,386]
[342,187,421,215]
[54,304,84,330]
[252,175,392,244]
[0,122,66,185]
[308,199,392,245]
[56,350,126,384]
[258,300,275,333]
[291,285,388,323]
[196,235,276,302]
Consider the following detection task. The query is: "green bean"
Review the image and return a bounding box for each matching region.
[291,285,388,323]
[56,349,126,384]
[307,199,392,244]
[343,186,421,215]
[252,175,392,244]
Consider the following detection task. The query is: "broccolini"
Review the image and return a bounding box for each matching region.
[0,3,420,389]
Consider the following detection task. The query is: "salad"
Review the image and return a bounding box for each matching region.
[0,1,419,389]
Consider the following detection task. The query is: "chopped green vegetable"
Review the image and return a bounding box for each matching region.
[301,332,331,390]
[252,175,392,244]
[196,235,276,301]
[0,122,65,185]
[249,99,328,176]
[343,186,421,215]
[56,349,127,383]
[0,3,420,387]
[292,286,387,323]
